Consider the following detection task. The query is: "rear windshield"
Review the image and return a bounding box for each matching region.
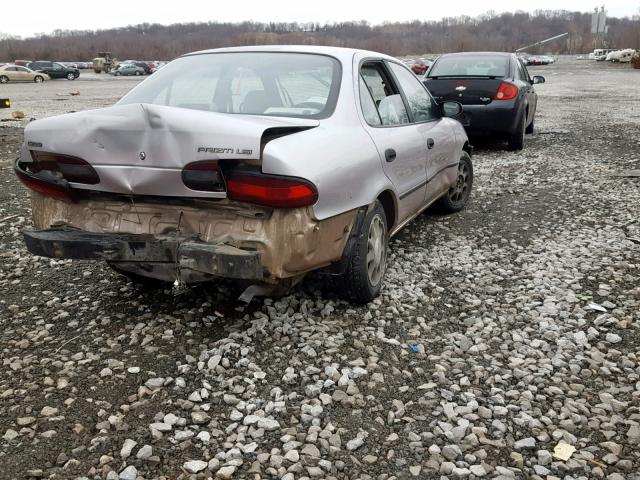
[118,52,341,119]
[428,55,509,78]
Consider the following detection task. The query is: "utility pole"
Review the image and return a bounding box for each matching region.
[591,6,608,48]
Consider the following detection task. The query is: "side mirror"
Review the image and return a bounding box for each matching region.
[532,75,545,84]
[441,101,463,118]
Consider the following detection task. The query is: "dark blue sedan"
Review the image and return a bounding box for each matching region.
[424,52,545,151]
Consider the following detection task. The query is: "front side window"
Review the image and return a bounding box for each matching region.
[388,62,436,123]
[119,52,341,119]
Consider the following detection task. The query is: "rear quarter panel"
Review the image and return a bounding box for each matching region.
[262,51,395,221]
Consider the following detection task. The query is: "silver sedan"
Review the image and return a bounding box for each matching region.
[16,46,473,302]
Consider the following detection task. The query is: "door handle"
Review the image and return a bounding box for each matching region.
[427,138,435,150]
[385,148,397,162]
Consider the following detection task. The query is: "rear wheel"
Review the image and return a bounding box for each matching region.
[338,201,388,303]
[525,115,534,134]
[34,75,44,83]
[507,113,526,151]
[435,151,473,213]
[0,76,8,84]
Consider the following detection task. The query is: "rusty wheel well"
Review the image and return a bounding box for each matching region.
[377,190,396,232]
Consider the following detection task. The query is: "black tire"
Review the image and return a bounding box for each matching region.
[66,72,76,80]
[0,75,8,84]
[525,114,534,134]
[34,75,44,83]
[507,114,526,151]
[434,151,474,214]
[338,201,388,303]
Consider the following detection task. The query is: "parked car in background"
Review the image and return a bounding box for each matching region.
[608,49,635,63]
[133,62,153,74]
[109,64,146,76]
[27,61,80,80]
[526,55,555,65]
[16,46,473,303]
[424,52,545,151]
[0,64,50,83]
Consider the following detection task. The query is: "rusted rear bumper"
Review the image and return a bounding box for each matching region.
[24,228,264,280]
[26,193,358,283]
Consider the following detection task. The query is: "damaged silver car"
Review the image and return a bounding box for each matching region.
[16,46,473,302]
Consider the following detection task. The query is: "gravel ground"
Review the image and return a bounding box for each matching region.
[1,58,639,480]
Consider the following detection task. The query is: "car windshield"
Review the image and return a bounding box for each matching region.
[428,55,509,78]
[118,52,341,119]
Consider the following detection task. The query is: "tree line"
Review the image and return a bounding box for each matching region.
[1,10,638,62]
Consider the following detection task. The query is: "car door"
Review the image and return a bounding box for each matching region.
[386,61,458,205]
[49,63,64,78]
[358,60,428,224]
[16,66,31,81]
[517,60,537,124]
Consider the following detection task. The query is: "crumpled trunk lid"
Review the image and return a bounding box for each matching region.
[23,103,319,198]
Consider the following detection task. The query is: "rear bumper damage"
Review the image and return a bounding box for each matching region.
[24,229,264,281]
[26,192,357,284]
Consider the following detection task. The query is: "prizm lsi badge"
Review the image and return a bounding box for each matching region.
[198,147,253,155]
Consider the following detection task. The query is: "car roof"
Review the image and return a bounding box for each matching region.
[184,45,398,63]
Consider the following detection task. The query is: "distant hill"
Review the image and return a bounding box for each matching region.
[1,10,638,61]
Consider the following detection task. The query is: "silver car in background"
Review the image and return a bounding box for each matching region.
[16,46,473,302]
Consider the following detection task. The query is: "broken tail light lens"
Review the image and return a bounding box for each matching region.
[182,161,226,192]
[30,151,99,184]
[494,82,519,100]
[15,160,74,201]
[226,172,318,208]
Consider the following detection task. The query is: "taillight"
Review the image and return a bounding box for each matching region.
[494,82,519,100]
[15,161,74,201]
[182,161,225,192]
[226,173,318,208]
[30,151,99,184]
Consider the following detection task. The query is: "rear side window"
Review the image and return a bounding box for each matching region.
[429,55,509,78]
[388,62,437,123]
[359,76,381,125]
[517,61,531,82]
[360,62,409,126]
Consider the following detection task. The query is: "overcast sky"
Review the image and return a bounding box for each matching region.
[4,0,638,38]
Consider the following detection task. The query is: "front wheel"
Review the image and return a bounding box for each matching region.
[34,75,44,83]
[338,201,388,303]
[434,151,473,213]
[0,75,8,84]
